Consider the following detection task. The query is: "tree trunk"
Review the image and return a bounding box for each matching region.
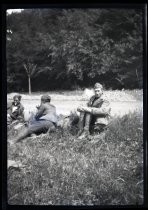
[28,76,31,95]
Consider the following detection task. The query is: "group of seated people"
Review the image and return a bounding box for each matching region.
[7,83,111,144]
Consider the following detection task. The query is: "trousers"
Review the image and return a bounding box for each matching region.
[27,113,56,135]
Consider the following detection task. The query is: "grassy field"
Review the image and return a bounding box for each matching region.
[7,90,143,205]
[7,108,143,205]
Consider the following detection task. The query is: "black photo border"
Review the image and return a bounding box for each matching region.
[1,1,147,210]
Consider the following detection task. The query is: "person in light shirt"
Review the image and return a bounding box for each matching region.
[77,83,111,139]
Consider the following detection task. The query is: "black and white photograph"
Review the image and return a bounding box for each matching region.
[3,4,146,207]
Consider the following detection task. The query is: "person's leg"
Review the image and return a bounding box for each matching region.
[78,113,92,139]
[98,124,106,133]
[47,122,56,133]
[89,116,96,134]
[8,120,38,144]
[13,127,30,143]
[83,113,92,132]
[28,112,36,125]
[15,120,56,143]
[77,112,85,137]
[94,123,106,133]
[12,121,41,143]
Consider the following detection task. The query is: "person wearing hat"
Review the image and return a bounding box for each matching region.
[10,94,58,143]
[77,83,111,139]
[7,94,24,126]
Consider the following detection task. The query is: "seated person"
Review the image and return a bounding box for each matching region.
[77,83,111,139]
[7,94,24,127]
[11,94,58,143]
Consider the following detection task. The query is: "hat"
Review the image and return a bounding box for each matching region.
[13,94,22,101]
[94,83,103,90]
[41,94,51,102]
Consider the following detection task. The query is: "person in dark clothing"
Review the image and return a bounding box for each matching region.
[77,83,111,139]
[7,94,24,127]
[10,94,58,144]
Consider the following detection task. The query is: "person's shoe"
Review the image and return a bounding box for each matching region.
[78,130,90,140]
[30,133,37,138]
[76,130,83,138]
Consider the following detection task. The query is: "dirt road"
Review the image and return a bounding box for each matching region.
[18,99,143,120]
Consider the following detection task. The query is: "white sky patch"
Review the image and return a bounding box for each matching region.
[7,9,24,14]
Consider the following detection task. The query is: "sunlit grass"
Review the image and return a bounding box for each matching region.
[8,110,143,205]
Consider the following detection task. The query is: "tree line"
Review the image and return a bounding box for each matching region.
[6,8,143,93]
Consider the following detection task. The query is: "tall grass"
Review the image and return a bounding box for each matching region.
[8,110,143,205]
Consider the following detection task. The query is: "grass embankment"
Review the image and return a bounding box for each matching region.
[8,110,143,205]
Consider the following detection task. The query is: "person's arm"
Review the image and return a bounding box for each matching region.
[35,104,45,120]
[10,104,24,121]
[78,100,111,115]
[17,105,25,121]
[91,100,111,115]
[77,96,94,112]
[36,102,43,109]
[18,105,24,115]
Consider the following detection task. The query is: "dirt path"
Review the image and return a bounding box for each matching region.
[7,90,143,120]
[18,99,143,121]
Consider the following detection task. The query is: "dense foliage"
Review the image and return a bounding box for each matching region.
[7,8,143,92]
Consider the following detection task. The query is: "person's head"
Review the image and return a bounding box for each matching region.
[13,94,22,106]
[41,94,51,103]
[94,83,103,98]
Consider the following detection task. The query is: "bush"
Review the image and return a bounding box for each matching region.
[7,110,143,205]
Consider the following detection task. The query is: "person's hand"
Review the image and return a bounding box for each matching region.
[36,105,40,109]
[82,107,92,113]
[77,106,84,112]
[77,106,91,113]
